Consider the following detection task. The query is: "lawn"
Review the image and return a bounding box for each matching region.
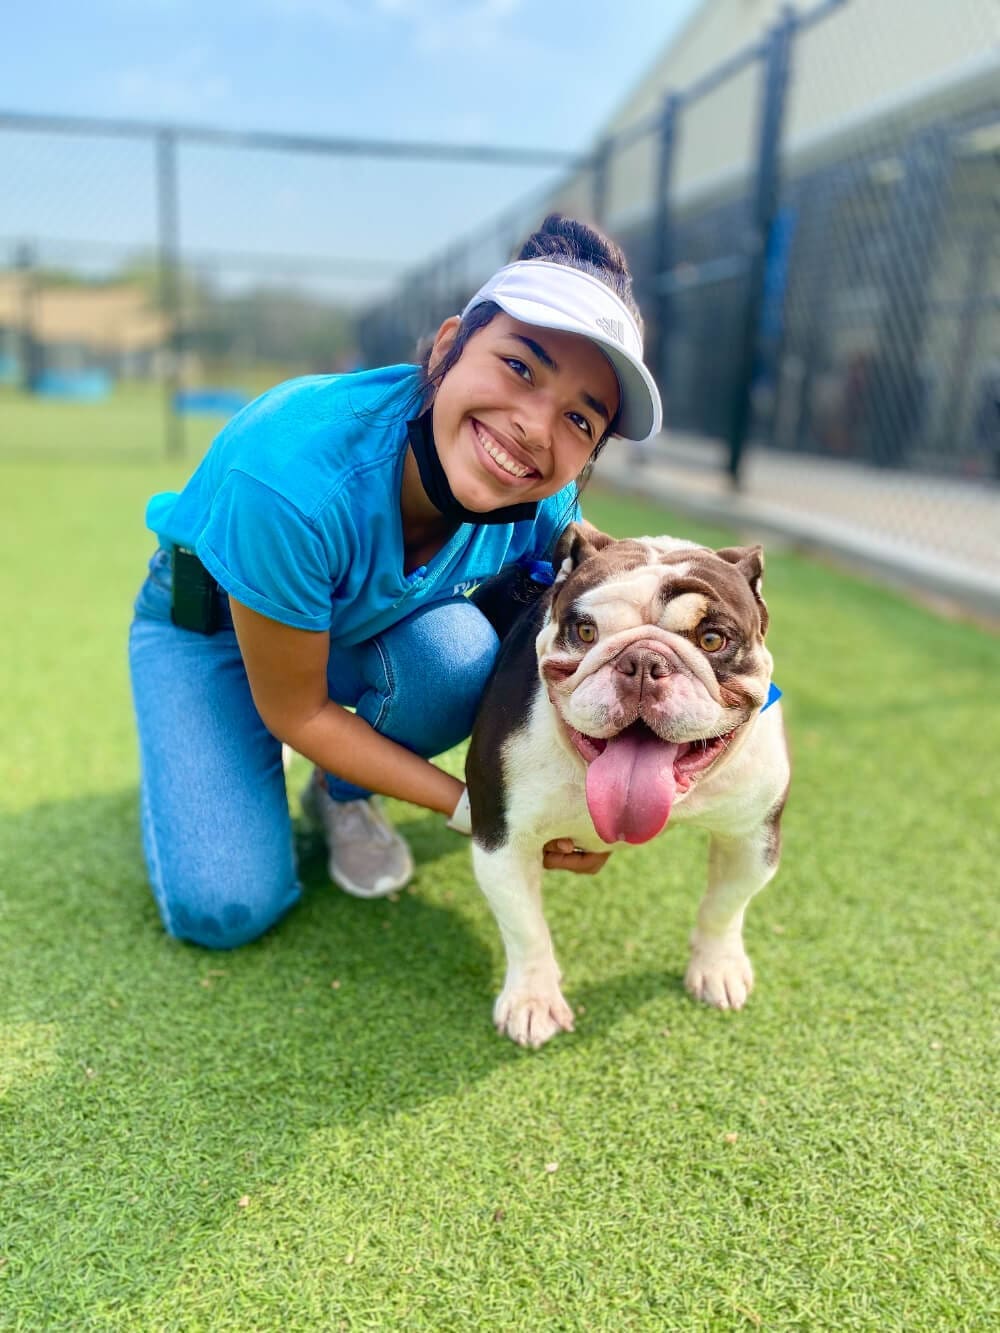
[1,392,998,1330]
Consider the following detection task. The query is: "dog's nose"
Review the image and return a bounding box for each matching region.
[614,649,671,694]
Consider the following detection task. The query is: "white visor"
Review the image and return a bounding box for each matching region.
[461,259,663,444]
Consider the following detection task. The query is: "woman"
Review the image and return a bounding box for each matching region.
[129,214,662,948]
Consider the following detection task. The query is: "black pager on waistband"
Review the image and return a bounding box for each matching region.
[170,546,220,635]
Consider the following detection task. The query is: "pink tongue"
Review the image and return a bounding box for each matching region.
[585,728,681,845]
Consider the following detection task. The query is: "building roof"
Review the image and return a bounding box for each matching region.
[0,274,170,351]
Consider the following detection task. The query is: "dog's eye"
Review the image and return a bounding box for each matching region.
[575,622,598,645]
[698,629,727,653]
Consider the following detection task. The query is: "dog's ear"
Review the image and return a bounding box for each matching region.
[553,521,615,580]
[716,545,769,636]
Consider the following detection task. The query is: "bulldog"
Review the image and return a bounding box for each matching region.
[464,522,790,1048]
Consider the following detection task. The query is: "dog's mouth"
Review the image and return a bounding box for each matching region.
[565,719,737,846]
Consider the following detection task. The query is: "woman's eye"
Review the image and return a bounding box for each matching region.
[504,358,531,382]
[568,412,593,437]
[575,622,598,645]
[698,629,727,653]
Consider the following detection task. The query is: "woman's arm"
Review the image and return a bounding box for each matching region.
[230,597,611,873]
[229,597,463,815]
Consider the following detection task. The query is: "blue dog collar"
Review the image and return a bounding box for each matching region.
[523,559,555,587]
[761,682,782,712]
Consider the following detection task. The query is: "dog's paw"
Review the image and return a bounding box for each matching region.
[494,983,574,1048]
[685,946,754,1010]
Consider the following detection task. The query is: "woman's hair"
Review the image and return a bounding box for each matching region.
[417,214,641,488]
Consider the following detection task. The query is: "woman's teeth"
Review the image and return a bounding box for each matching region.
[475,422,532,479]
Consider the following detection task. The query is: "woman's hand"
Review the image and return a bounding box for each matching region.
[449,815,609,874]
[447,793,608,873]
[543,838,611,875]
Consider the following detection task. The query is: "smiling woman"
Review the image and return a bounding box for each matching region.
[128,213,662,950]
[421,313,620,510]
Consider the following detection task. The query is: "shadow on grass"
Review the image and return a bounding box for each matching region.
[2,790,501,1091]
[0,789,683,1314]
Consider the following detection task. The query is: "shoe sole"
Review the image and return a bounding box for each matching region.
[329,864,413,899]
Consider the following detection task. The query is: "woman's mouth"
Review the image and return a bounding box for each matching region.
[471,419,541,485]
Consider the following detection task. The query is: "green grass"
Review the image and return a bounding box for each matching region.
[1,394,998,1331]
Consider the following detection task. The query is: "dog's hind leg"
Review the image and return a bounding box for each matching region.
[684,811,783,1011]
[472,841,574,1048]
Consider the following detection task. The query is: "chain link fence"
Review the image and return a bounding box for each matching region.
[1,0,998,600]
[359,0,1000,597]
[361,0,1000,483]
[0,115,577,457]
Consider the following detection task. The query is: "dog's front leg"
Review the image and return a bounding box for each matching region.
[472,841,573,1048]
[685,818,782,1011]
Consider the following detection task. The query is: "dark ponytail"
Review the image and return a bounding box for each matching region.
[514,214,643,338]
[417,213,639,478]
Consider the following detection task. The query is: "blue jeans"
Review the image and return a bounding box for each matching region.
[128,549,499,949]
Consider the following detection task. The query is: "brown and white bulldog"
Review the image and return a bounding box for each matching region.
[465,522,790,1047]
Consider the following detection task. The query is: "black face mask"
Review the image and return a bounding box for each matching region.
[405,409,539,527]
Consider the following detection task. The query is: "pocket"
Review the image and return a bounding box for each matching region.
[133,549,173,622]
[147,547,173,590]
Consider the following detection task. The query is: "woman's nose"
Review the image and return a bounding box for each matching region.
[513,394,557,450]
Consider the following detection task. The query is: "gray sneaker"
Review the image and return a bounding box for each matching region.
[300,776,414,898]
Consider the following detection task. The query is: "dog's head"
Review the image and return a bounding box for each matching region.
[537,521,774,845]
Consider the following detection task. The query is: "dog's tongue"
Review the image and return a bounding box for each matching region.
[585,728,681,845]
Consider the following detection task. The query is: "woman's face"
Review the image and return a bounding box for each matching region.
[428,312,621,513]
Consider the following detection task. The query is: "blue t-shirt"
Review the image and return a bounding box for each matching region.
[146,364,580,647]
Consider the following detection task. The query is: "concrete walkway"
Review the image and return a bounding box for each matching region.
[594,434,1000,623]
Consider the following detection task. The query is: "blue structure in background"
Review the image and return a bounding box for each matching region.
[174,388,251,417]
[34,369,113,400]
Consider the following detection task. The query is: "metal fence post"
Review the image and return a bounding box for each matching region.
[865,129,950,467]
[791,171,840,454]
[937,202,993,465]
[15,241,41,392]
[727,6,795,487]
[591,137,612,228]
[498,212,519,266]
[650,93,681,399]
[156,129,184,459]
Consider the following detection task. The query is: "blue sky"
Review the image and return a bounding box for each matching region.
[1,0,702,299]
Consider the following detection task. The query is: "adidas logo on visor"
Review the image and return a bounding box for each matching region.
[595,316,625,344]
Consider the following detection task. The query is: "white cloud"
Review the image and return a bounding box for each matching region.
[261,0,365,24]
[408,0,530,55]
[446,111,490,142]
[112,46,232,118]
[254,0,534,58]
